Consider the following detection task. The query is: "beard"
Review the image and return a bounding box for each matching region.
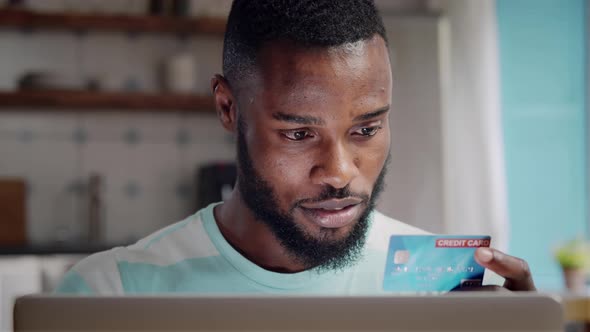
[236,116,388,272]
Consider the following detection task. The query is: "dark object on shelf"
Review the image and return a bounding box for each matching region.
[87,174,103,244]
[149,0,189,17]
[18,72,97,91]
[149,0,168,15]
[0,178,27,246]
[172,0,190,17]
[0,90,215,112]
[5,0,25,8]
[196,163,236,209]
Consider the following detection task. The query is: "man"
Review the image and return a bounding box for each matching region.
[56,0,535,294]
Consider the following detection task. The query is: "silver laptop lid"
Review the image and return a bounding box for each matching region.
[14,293,563,332]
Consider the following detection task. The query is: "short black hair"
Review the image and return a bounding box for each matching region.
[222,0,387,85]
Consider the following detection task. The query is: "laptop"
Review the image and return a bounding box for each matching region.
[14,293,563,331]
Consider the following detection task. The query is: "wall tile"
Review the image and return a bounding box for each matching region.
[127,35,180,92]
[179,113,231,144]
[124,142,181,188]
[187,37,224,95]
[0,140,31,178]
[101,181,187,244]
[0,139,81,244]
[0,111,80,140]
[27,140,81,245]
[28,181,80,244]
[79,33,185,93]
[128,113,181,143]
[99,182,135,244]
[79,141,183,243]
[0,25,234,244]
[18,32,79,80]
[79,33,137,92]
[79,141,134,186]
[79,141,141,243]
[180,142,235,178]
[0,31,23,90]
[80,112,180,143]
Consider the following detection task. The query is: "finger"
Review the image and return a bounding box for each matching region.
[474,247,536,291]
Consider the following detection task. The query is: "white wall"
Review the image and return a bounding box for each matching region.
[432,0,509,249]
[378,15,446,233]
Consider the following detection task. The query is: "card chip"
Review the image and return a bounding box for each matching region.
[460,279,483,288]
[393,250,410,264]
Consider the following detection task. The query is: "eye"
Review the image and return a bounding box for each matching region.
[283,130,314,141]
[354,126,382,137]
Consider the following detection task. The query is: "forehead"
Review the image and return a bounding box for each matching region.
[245,35,392,117]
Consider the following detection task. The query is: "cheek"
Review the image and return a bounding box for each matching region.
[271,156,307,182]
[265,152,313,202]
[359,127,390,181]
[248,130,313,203]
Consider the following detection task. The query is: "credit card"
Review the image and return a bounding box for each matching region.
[383,235,491,293]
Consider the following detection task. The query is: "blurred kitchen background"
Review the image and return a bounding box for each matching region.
[0,0,587,328]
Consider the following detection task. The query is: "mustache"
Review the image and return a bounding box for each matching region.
[294,185,370,207]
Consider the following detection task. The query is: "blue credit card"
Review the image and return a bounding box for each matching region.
[383,235,491,293]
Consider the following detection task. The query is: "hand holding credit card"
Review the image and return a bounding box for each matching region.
[383,235,491,292]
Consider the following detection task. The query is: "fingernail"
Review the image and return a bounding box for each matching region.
[477,248,494,263]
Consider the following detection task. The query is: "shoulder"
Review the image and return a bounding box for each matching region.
[366,210,431,251]
[56,207,219,294]
[54,248,122,294]
[127,208,219,264]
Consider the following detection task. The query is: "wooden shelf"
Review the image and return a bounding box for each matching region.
[0,9,226,35]
[0,90,215,112]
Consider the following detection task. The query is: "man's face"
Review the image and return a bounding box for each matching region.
[234,35,392,270]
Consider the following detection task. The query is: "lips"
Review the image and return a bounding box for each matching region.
[300,197,362,210]
[299,198,363,229]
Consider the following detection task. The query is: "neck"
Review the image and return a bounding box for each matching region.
[213,188,308,273]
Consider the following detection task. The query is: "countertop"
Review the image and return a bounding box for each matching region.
[0,243,125,256]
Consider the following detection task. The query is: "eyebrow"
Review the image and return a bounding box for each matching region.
[353,105,390,122]
[271,105,390,126]
[272,112,325,125]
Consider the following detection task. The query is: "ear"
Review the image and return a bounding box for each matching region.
[211,74,238,133]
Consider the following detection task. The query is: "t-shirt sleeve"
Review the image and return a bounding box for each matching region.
[54,249,125,295]
[54,270,94,294]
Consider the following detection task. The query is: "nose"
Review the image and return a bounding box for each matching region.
[310,141,360,189]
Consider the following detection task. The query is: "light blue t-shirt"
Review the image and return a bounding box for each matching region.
[55,203,426,295]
